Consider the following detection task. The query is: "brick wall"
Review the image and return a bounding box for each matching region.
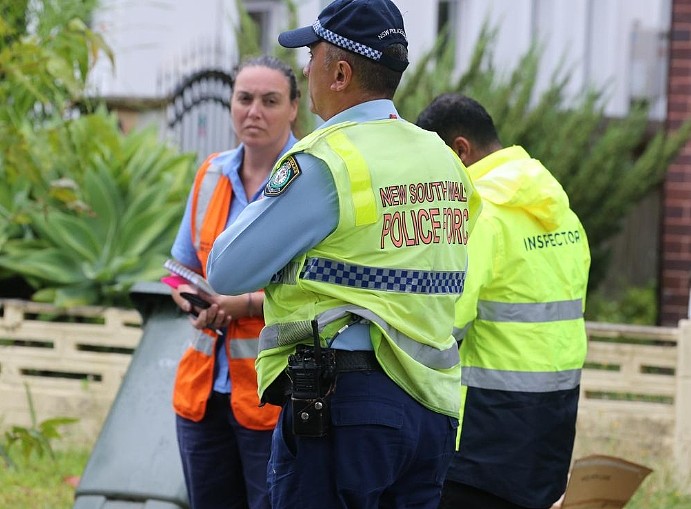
[662,0,691,325]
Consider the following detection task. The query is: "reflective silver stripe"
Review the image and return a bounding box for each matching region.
[453,323,471,342]
[192,162,223,252]
[259,305,459,370]
[229,338,259,359]
[271,260,302,285]
[190,330,216,356]
[476,299,583,323]
[462,366,581,392]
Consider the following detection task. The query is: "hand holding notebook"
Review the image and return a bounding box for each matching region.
[163,259,218,296]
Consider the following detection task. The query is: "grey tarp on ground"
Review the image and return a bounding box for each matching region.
[74,282,191,509]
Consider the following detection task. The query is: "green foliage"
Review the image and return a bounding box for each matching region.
[0,447,89,508]
[276,0,315,138]
[0,384,77,469]
[234,0,262,59]
[395,23,691,290]
[0,0,112,184]
[0,112,195,307]
[627,464,691,509]
[0,1,195,306]
[0,0,108,259]
[585,282,658,325]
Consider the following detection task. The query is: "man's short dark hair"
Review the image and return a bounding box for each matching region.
[324,43,407,98]
[416,93,500,151]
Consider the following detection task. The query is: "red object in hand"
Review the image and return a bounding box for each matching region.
[161,274,189,289]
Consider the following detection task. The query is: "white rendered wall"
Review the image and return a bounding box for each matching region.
[88,0,239,99]
[89,0,671,118]
[292,0,671,119]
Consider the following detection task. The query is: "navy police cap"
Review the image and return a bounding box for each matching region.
[278,0,409,72]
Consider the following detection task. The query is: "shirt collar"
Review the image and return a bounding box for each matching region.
[212,133,298,201]
[318,99,401,130]
[214,132,299,179]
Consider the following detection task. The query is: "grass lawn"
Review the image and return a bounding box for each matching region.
[630,489,691,509]
[0,448,89,509]
[627,467,691,509]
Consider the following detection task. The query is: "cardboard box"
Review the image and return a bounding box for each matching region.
[560,455,653,508]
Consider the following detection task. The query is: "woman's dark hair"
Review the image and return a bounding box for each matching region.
[234,55,300,101]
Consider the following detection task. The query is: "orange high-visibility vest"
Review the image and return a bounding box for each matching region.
[172,153,280,430]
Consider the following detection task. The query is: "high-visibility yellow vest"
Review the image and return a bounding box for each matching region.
[257,120,481,417]
[450,146,590,507]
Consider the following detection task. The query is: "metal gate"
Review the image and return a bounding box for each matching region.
[166,69,235,163]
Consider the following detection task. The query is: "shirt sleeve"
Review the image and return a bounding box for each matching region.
[207,153,339,295]
[170,187,201,271]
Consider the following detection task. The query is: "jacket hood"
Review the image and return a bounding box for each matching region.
[467,146,569,230]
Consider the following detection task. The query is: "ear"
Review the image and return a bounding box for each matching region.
[451,136,471,165]
[330,60,352,92]
[288,99,298,123]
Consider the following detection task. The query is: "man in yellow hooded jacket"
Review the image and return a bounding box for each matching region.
[418,93,590,509]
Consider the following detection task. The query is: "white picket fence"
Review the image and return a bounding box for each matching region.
[0,299,141,442]
[575,320,691,487]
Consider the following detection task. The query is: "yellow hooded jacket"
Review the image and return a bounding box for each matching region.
[449,146,590,507]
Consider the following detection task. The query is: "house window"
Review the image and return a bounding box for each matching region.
[437,0,460,53]
[244,0,280,53]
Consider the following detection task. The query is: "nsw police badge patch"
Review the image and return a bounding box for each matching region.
[264,156,301,196]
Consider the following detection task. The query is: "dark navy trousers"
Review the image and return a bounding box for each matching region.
[176,391,273,509]
[267,370,458,509]
[439,481,550,509]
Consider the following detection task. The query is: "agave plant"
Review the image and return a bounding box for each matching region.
[0,112,195,307]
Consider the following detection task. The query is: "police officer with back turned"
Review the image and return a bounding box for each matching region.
[206,1,481,507]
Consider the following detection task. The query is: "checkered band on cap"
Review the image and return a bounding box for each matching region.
[300,257,466,294]
[313,20,383,62]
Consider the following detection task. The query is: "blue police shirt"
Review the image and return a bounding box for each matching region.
[207,100,403,351]
[171,134,297,393]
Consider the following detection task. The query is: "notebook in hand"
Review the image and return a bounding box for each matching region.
[163,259,218,296]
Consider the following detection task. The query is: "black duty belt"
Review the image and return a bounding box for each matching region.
[334,350,381,372]
[262,349,381,407]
